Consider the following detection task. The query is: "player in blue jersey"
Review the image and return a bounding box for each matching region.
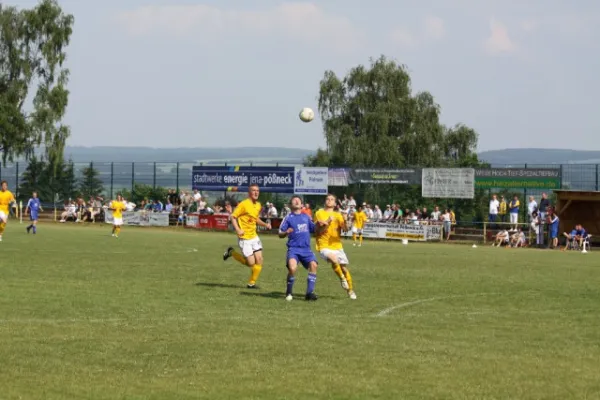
[278,196,319,301]
[25,191,43,234]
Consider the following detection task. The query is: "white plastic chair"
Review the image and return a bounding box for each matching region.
[582,235,592,253]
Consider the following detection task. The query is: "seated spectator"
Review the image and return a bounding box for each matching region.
[60,201,77,222]
[383,205,392,220]
[153,199,163,212]
[510,229,526,248]
[492,230,510,247]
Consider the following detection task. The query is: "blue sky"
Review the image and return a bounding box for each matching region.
[11,0,600,151]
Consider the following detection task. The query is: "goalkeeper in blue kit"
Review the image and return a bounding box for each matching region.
[278,196,319,301]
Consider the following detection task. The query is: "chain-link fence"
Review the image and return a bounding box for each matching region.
[3,162,599,217]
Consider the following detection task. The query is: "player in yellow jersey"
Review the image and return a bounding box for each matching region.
[352,205,368,247]
[315,194,357,300]
[109,194,126,238]
[0,181,16,242]
[223,184,271,288]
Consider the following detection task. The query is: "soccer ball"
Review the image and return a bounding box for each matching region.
[299,107,314,123]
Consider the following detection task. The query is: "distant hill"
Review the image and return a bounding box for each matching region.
[478,149,600,165]
[61,146,314,164]
[15,146,600,166]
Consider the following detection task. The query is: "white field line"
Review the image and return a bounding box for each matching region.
[375,292,503,317]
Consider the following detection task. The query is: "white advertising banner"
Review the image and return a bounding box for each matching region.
[105,210,170,227]
[342,222,442,242]
[421,168,475,199]
[294,167,329,195]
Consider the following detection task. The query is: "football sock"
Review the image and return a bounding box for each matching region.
[332,263,345,279]
[307,273,317,294]
[32,225,37,234]
[342,268,353,291]
[0,222,5,235]
[352,233,357,243]
[111,227,115,234]
[359,235,363,245]
[286,275,295,295]
[115,227,121,236]
[231,250,247,266]
[249,264,262,285]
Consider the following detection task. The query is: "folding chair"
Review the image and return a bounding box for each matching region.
[582,235,592,253]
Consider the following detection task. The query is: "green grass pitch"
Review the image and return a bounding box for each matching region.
[1,223,599,400]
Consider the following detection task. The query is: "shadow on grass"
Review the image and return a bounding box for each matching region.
[239,291,335,300]
[195,282,243,289]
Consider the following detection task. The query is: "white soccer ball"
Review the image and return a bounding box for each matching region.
[299,107,314,123]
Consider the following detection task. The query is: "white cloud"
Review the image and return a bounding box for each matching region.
[484,18,516,55]
[424,16,445,40]
[114,3,364,53]
[389,28,418,48]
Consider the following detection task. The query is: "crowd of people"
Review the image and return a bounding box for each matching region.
[488,192,588,250]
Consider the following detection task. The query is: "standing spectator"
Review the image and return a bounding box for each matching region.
[373,205,382,221]
[489,195,500,227]
[430,206,441,222]
[527,196,537,221]
[538,193,550,220]
[383,205,392,220]
[280,203,290,218]
[268,202,278,219]
[509,195,520,231]
[498,196,507,224]
[347,195,356,212]
[165,199,173,213]
[301,203,312,218]
[442,208,452,240]
[548,208,559,249]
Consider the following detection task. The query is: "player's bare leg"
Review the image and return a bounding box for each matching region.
[325,254,349,290]
[285,259,298,301]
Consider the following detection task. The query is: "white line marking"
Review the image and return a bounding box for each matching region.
[375,292,502,317]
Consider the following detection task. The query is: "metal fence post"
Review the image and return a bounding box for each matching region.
[15,162,19,198]
[131,162,135,195]
[110,162,114,199]
[596,164,598,191]
[153,162,156,189]
[176,162,180,192]
[89,161,93,196]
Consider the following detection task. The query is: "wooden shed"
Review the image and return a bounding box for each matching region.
[554,190,600,238]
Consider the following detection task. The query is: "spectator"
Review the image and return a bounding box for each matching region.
[539,193,550,220]
[489,195,500,227]
[268,202,278,219]
[383,205,392,220]
[153,199,163,212]
[373,205,382,221]
[442,208,452,240]
[280,203,290,218]
[430,206,441,222]
[509,195,520,231]
[527,196,537,221]
[165,199,173,213]
[498,196,507,224]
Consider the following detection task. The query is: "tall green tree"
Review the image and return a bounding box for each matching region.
[316,56,479,168]
[19,156,46,199]
[78,165,104,199]
[0,0,74,165]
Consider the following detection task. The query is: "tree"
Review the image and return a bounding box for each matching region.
[317,55,479,168]
[19,158,79,202]
[19,156,46,199]
[78,165,104,199]
[0,0,74,165]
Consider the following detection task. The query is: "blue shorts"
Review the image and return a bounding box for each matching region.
[30,213,39,221]
[550,227,558,239]
[286,249,317,269]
